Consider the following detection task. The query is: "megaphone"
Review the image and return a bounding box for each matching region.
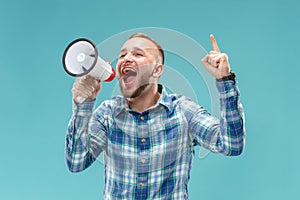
[62,38,115,103]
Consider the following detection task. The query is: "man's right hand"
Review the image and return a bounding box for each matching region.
[72,75,102,103]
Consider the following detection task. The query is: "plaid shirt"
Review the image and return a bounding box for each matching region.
[65,81,245,200]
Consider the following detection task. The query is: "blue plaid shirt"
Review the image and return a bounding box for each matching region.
[65,81,245,200]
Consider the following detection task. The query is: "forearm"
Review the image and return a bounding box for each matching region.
[65,101,96,172]
[215,79,245,156]
[189,79,245,156]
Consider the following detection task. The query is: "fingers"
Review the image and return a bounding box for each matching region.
[210,34,220,53]
[201,52,230,79]
[201,34,231,79]
[209,50,220,54]
[207,35,227,67]
[201,54,218,76]
[206,53,228,67]
[72,75,102,103]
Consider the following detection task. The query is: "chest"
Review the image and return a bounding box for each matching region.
[105,110,192,171]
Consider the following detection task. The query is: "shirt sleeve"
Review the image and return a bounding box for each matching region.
[186,80,246,156]
[65,100,108,172]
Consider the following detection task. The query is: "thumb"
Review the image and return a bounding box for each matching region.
[218,55,231,76]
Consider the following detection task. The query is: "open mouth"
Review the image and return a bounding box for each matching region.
[122,68,137,84]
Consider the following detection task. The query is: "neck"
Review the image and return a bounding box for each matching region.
[127,84,160,113]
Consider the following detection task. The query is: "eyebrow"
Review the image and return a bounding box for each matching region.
[119,47,153,54]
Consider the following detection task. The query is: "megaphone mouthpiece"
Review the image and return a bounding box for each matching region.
[105,67,116,82]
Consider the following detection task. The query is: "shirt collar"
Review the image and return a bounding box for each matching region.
[156,84,174,113]
[115,84,175,116]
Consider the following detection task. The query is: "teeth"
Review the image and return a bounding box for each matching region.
[122,68,135,74]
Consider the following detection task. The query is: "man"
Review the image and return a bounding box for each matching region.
[65,32,245,199]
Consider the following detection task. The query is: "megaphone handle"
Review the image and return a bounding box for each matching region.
[76,96,86,104]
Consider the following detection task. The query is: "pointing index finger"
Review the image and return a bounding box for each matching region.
[210,34,220,52]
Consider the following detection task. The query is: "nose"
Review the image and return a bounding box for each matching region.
[117,53,133,75]
[122,53,133,65]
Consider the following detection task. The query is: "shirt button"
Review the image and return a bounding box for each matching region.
[140,116,144,120]
[141,159,146,163]
[141,138,146,143]
[139,182,145,187]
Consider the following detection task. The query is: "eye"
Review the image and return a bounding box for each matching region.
[119,54,126,58]
[134,52,144,57]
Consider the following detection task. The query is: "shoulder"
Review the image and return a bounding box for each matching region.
[163,92,202,113]
[94,95,125,117]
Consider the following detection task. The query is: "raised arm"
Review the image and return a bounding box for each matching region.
[187,34,245,156]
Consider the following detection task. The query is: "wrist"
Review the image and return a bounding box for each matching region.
[216,72,236,82]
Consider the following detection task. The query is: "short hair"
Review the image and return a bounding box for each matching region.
[128,33,165,64]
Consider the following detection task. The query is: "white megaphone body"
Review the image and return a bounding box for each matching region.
[62,38,115,103]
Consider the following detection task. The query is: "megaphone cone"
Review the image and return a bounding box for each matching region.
[62,38,116,103]
[62,38,116,81]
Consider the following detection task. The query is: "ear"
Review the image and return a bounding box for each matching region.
[152,64,164,78]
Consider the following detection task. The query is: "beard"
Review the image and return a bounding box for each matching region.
[119,73,152,99]
[127,83,149,98]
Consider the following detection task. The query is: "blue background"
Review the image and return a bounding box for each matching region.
[1,0,299,199]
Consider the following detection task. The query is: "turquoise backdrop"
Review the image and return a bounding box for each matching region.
[0,0,299,199]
